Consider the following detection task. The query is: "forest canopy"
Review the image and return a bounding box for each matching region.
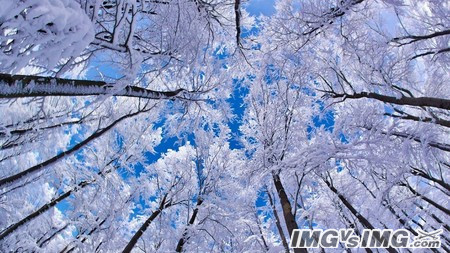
[0,0,449,252]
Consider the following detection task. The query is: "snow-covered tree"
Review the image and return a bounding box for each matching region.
[1,0,449,252]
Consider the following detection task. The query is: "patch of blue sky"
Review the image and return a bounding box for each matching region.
[245,0,276,17]
[55,193,76,219]
[85,53,124,81]
[170,210,181,229]
[203,121,221,137]
[213,45,227,59]
[301,86,316,96]
[152,116,166,130]
[130,195,151,220]
[255,190,269,221]
[116,133,195,180]
[227,78,249,150]
[190,160,205,195]
[56,122,90,172]
[65,123,88,148]
[143,134,192,165]
[306,101,335,138]
[304,80,351,145]
[338,132,349,144]
[115,130,125,150]
[255,189,268,208]
[243,133,258,158]
[336,159,344,172]
[384,104,394,114]
[241,23,262,39]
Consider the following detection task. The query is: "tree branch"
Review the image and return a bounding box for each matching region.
[0,73,194,100]
[329,91,450,110]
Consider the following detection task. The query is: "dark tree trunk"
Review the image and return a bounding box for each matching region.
[324,179,398,253]
[0,118,86,138]
[337,204,374,253]
[400,183,450,216]
[0,73,187,99]
[61,217,108,253]
[410,168,450,192]
[272,174,307,253]
[122,194,169,253]
[253,210,270,252]
[362,126,450,153]
[0,181,90,241]
[234,0,241,47]
[0,108,150,188]
[36,224,69,249]
[414,203,450,232]
[384,113,450,128]
[391,29,450,44]
[175,198,203,252]
[266,189,290,253]
[303,0,365,36]
[331,91,450,110]
[388,131,450,152]
[0,158,119,241]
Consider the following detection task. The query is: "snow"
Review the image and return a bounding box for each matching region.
[0,0,449,252]
[0,0,94,73]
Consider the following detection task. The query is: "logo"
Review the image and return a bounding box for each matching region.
[289,229,443,249]
[410,229,442,248]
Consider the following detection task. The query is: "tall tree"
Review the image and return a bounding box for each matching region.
[1,0,449,252]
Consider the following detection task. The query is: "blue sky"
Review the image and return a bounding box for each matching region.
[50,0,344,244]
[57,0,283,232]
[246,0,276,16]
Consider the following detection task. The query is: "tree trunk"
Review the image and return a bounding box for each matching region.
[0,73,187,99]
[234,0,241,47]
[400,183,450,216]
[0,158,119,241]
[266,189,290,253]
[175,198,203,252]
[62,217,108,253]
[122,194,168,253]
[36,224,69,249]
[0,181,90,241]
[253,210,270,252]
[353,179,437,253]
[362,126,450,153]
[0,118,86,138]
[303,0,365,36]
[336,204,373,253]
[410,168,450,192]
[324,179,398,253]
[414,203,450,232]
[272,174,307,253]
[388,131,450,152]
[0,108,150,188]
[391,29,450,43]
[384,113,450,128]
[331,91,450,110]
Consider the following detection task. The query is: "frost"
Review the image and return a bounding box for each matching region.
[0,0,449,252]
[0,0,94,73]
